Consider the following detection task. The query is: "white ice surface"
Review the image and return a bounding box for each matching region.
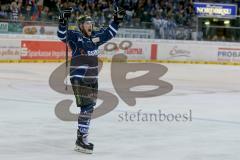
[0,63,240,160]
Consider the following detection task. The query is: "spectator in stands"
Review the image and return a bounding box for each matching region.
[152,13,162,38]
[37,0,44,19]
[41,6,51,21]
[123,0,135,26]
[0,2,8,19]
[10,1,19,20]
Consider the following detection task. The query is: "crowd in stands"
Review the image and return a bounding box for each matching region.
[0,0,196,39]
[0,0,56,21]
[0,0,240,40]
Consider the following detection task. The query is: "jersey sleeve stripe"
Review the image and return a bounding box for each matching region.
[108,30,114,37]
[59,36,66,40]
[70,66,98,69]
[109,25,117,34]
[57,30,66,34]
[69,75,99,79]
[78,124,90,128]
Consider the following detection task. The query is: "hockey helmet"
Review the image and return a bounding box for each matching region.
[77,15,94,25]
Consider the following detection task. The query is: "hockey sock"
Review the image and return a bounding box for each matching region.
[78,104,94,137]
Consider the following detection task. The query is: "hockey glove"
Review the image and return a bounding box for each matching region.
[59,8,72,26]
[113,7,126,24]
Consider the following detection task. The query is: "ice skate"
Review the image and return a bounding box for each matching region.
[74,130,94,154]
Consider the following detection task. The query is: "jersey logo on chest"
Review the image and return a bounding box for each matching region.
[87,50,99,56]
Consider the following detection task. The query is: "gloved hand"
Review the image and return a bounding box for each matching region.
[113,7,126,24]
[59,8,72,25]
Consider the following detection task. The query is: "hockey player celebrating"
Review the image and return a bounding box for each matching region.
[57,6,125,154]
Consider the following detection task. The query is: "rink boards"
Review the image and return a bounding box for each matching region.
[0,34,240,65]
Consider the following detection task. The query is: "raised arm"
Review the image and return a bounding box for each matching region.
[93,21,119,46]
[57,8,72,43]
[93,7,126,46]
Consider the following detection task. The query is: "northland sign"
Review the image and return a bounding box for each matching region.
[194,3,237,18]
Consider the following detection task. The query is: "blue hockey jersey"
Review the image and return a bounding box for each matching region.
[57,21,119,81]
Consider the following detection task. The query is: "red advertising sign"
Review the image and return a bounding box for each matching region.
[21,40,70,60]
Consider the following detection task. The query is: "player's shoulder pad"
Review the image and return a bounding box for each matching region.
[68,30,83,41]
[69,29,81,34]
